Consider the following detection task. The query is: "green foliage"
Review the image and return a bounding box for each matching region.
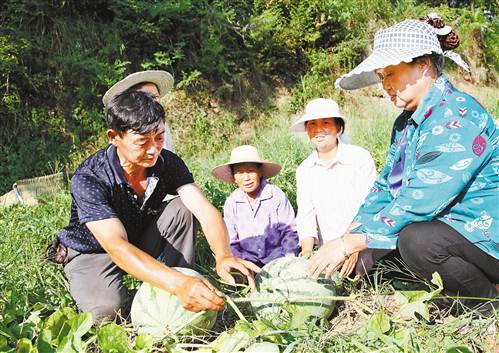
[1,0,497,194]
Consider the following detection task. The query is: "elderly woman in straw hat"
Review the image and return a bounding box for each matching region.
[308,15,498,314]
[103,70,176,152]
[212,145,300,266]
[291,98,376,277]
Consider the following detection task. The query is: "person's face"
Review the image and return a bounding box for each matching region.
[233,163,262,196]
[138,83,161,101]
[375,61,428,111]
[108,121,165,169]
[306,118,339,153]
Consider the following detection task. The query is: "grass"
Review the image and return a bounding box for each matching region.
[0,83,497,352]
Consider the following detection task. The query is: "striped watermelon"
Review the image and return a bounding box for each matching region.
[130,267,217,339]
[248,256,336,326]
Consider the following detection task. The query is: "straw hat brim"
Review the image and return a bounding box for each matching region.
[335,48,435,90]
[211,161,281,183]
[102,70,174,107]
[290,112,345,133]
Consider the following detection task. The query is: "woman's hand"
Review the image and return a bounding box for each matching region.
[307,238,348,279]
[300,236,316,257]
[339,251,358,278]
[215,256,261,289]
[307,233,367,279]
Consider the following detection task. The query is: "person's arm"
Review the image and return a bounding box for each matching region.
[86,218,224,312]
[295,166,318,254]
[177,183,261,287]
[354,116,494,250]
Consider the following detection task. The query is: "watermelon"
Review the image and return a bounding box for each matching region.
[248,256,336,326]
[130,267,217,339]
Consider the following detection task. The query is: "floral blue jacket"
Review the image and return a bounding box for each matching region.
[353,75,498,260]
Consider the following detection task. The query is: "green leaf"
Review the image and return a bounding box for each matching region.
[366,311,390,334]
[0,336,9,350]
[245,342,280,352]
[233,321,258,337]
[445,347,473,353]
[397,301,429,321]
[134,334,152,351]
[431,272,444,290]
[36,329,55,353]
[209,331,252,352]
[97,323,134,353]
[68,313,92,338]
[15,338,32,353]
[43,308,77,344]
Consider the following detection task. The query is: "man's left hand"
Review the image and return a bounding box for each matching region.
[215,256,261,289]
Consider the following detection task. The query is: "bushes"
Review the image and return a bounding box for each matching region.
[0,0,496,193]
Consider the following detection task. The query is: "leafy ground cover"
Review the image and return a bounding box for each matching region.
[1,85,497,352]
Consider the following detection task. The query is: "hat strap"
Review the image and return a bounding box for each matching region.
[443,51,470,72]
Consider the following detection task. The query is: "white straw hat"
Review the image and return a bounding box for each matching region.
[290,98,345,133]
[335,19,469,90]
[211,145,281,183]
[102,70,174,107]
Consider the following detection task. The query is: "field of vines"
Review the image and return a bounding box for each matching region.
[1,86,497,352]
[1,1,498,352]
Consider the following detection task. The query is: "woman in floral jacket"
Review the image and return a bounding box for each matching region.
[309,15,498,315]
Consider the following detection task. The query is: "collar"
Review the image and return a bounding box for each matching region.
[411,74,454,126]
[106,144,165,185]
[233,179,273,203]
[305,139,354,168]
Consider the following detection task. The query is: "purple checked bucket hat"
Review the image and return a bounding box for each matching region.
[335,19,469,90]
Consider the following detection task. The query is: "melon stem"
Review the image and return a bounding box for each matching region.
[225,295,248,321]
[230,294,356,303]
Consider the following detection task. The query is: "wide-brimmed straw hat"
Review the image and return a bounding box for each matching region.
[211,145,281,183]
[102,70,174,107]
[335,19,469,90]
[290,98,345,133]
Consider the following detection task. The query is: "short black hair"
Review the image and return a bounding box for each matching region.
[105,90,165,134]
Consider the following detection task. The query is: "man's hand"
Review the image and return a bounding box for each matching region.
[307,238,347,279]
[215,256,261,289]
[174,274,225,312]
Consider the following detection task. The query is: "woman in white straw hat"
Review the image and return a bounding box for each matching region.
[212,145,300,266]
[291,98,376,277]
[103,70,176,152]
[310,16,498,315]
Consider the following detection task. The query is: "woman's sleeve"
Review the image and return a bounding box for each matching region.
[354,150,378,208]
[295,166,318,242]
[353,145,396,226]
[354,115,494,250]
[276,190,300,255]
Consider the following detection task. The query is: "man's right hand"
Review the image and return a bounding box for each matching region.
[174,274,225,312]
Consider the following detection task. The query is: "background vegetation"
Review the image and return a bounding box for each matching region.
[1,0,497,193]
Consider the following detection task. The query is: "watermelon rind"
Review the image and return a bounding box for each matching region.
[130,267,217,339]
[248,256,336,327]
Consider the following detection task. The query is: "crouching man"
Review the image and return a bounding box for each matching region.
[48,90,260,323]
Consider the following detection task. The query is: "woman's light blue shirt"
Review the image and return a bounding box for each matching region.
[353,75,498,260]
